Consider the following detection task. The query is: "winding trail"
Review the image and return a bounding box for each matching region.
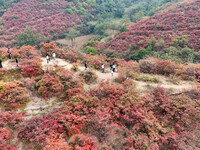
[41,57,119,81]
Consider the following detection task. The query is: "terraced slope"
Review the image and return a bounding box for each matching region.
[100,0,200,52]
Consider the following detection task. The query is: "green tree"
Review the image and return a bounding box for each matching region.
[120,26,128,32]
[171,35,188,48]
[65,28,80,46]
[65,8,73,14]
[15,28,46,47]
[84,46,98,55]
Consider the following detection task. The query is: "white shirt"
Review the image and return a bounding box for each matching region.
[102,64,104,68]
[53,53,56,57]
[46,56,49,59]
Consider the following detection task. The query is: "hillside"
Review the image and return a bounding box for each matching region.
[0,0,85,46]
[0,44,200,149]
[100,0,200,52]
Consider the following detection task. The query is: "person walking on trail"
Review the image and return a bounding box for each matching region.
[46,55,50,64]
[53,53,56,61]
[15,58,19,67]
[113,64,116,72]
[8,53,12,59]
[85,62,88,70]
[111,69,114,76]
[7,47,11,53]
[0,59,3,68]
[102,64,105,73]
[110,64,113,71]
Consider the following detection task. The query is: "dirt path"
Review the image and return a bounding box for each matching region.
[134,80,195,94]
[2,59,16,70]
[41,57,118,81]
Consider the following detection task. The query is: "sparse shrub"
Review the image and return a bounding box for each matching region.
[63,50,79,63]
[71,63,79,72]
[79,71,97,84]
[139,58,156,74]
[136,74,160,83]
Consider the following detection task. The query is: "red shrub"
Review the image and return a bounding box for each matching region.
[13,45,40,59]
[63,50,79,63]
[139,58,156,74]
[40,42,56,56]
[0,81,29,108]
[20,58,42,77]
[35,73,64,98]
[0,111,24,150]
[155,59,177,76]
[18,109,86,148]
[87,55,107,70]
[69,134,98,150]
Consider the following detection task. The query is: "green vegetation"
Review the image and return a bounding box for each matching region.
[65,28,80,46]
[64,8,73,14]
[0,0,21,16]
[14,28,46,47]
[12,14,18,19]
[84,46,98,55]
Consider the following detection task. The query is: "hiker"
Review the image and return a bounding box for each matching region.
[111,69,114,76]
[0,59,3,68]
[15,58,19,67]
[8,53,12,59]
[46,55,50,64]
[113,64,116,72]
[53,53,56,61]
[102,64,105,73]
[85,62,88,70]
[110,64,113,71]
[7,47,10,53]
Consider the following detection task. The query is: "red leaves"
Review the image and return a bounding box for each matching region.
[0,0,85,47]
[36,73,64,98]
[100,0,200,52]
[0,111,24,150]
[17,110,86,147]
[0,81,29,109]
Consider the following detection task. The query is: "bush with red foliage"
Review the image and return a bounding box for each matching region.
[11,46,43,77]
[87,54,107,70]
[55,68,84,100]
[0,81,29,108]
[35,73,64,98]
[139,58,157,74]
[63,50,80,63]
[40,42,56,56]
[17,109,86,148]
[142,87,200,149]
[13,45,40,59]
[68,134,98,150]
[20,58,43,77]
[0,111,24,150]
[100,0,200,52]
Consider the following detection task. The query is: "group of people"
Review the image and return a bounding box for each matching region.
[84,62,117,76]
[102,64,117,76]
[46,53,56,64]
[0,48,19,68]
